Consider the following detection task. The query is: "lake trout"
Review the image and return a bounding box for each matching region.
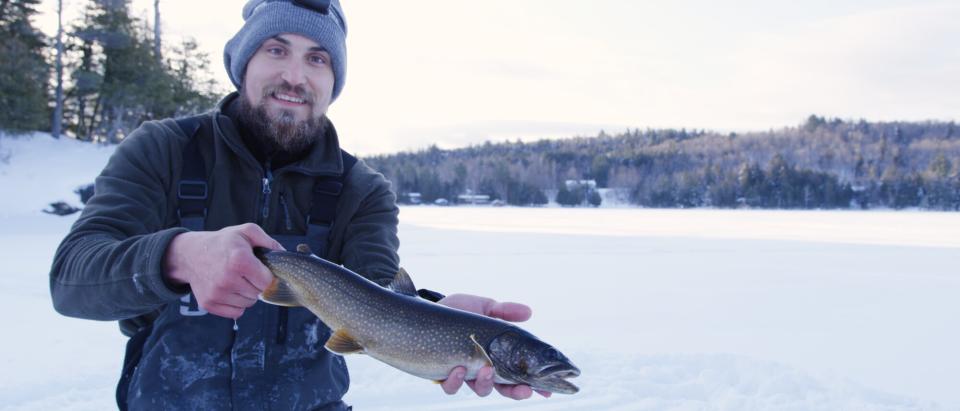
[254,245,580,394]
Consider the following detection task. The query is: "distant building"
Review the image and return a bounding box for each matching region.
[457,193,491,205]
[403,192,422,205]
[565,179,597,190]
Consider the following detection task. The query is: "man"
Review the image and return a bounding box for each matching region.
[49,1,544,409]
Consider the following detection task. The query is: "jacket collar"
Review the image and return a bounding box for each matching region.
[212,92,344,176]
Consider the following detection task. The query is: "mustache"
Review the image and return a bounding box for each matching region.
[262,82,315,105]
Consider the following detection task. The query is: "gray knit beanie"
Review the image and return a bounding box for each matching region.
[224,0,347,101]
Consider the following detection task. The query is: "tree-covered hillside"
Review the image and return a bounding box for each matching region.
[364,116,960,210]
[0,0,219,141]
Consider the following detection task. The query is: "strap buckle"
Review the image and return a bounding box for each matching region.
[178,181,208,200]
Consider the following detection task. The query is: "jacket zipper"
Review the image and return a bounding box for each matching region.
[260,159,273,223]
[260,159,290,346]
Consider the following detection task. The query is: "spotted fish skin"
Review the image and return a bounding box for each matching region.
[254,247,580,394]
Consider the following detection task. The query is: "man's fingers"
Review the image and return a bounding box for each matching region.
[468,366,494,397]
[535,389,552,398]
[229,225,281,291]
[488,302,532,322]
[494,383,533,400]
[236,223,284,250]
[241,261,275,293]
[235,278,263,301]
[441,367,466,395]
[220,292,257,308]
[440,366,543,400]
[228,250,274,291]
[199,292,255,311]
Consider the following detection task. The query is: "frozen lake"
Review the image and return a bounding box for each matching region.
[1,136,957,410]
[348,207,959,410]
[3,207,956,410]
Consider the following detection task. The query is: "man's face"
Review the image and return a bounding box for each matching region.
[240,33,335,152]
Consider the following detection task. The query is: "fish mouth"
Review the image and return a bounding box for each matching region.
[527,362,581,394]
[535,363,581,379]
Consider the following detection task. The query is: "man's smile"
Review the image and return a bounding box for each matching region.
[271,91,308,106]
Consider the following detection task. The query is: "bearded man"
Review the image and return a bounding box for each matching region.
[49,1,541,409]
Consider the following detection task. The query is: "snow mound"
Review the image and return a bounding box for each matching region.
[0,133,115,217]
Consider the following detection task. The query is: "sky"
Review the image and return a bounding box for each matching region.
[35,0,960,155]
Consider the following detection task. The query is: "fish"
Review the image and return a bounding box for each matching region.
[254,244,580,394]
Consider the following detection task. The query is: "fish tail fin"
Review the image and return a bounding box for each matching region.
[259,277,302,307]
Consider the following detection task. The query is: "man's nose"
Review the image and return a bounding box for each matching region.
[280,60,308,86]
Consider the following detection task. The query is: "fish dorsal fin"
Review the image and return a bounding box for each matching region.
[296,243,313,255]
[259,277,302,307]
[387,268,418,297]
[469,334,494,367]
[325,329,364,355]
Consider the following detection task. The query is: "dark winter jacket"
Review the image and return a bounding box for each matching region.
[49,93,400,410]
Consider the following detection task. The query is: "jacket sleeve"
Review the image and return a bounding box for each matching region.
[333,160,400,286]
[49,121,191,321]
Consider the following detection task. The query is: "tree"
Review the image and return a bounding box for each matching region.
[0,0,50,132]
[361,116,960,211]
[556,186,582,206]
[590,155,611,187]
[64,0,218,141]
[52,0,65,138]
[153,0,161,63]
[587,190,602,207]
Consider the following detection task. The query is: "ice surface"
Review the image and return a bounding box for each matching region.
[1,134,957,410]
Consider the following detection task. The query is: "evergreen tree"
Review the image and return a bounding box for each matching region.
[0,0,50,132]
[587,190,602,207]
[65,0,217,141]
[52,0,66,138]
[556,186,580,206]
[362,117,960,211]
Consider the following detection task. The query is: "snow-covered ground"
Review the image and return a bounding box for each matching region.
[1,134,958,410]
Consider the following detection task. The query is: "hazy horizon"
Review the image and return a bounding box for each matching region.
[36,0,960,155]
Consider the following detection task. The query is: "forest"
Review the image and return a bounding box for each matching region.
[0,0,218,143]
[2,1,957,210]
[364,116,960,210]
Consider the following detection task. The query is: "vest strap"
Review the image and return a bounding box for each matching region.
[175,116,209,231]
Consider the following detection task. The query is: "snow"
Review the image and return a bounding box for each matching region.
[1,133,958,410]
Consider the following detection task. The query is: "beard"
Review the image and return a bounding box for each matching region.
[237,82,328,155]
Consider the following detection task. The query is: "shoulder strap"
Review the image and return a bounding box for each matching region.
[175,118,357,233]
[175,115,213,231]
[308,149,357,227]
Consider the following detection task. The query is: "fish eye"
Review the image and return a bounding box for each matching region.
[542,347,561,360]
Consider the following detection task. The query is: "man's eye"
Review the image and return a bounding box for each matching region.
[266,47,284,56]
[309,55,327,65]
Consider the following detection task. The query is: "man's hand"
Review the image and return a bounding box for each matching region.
[437,293,552,400]
[164,223,283,319]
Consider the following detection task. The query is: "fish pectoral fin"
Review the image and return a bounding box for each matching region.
[296,243,313,255]
[259,277,302,307]
[325,329,365,355]
[386,267,418,297]
[469,334,494,367]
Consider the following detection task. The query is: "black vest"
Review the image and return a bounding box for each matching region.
[117,114,356,411]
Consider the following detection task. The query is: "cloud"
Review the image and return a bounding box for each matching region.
[719,2,960,125]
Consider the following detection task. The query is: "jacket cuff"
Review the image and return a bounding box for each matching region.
[144,227,192,299]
